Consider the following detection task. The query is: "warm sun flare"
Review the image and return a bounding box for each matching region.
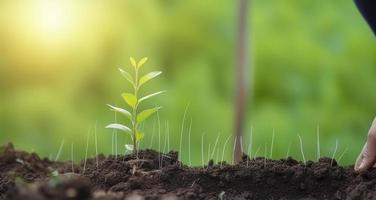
[36,0,71,34]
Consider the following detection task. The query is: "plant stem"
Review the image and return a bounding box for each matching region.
[133,67,139,156]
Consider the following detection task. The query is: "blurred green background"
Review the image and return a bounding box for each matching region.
[0,0,375,165]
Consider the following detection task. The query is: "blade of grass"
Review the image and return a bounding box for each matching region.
[247,126,253,159]
[188,118,193,166]
[270,129,274,158]
[298,134,306,165]
[211,132,220,159]
[149,115,156,149]
[207,143,211,163]
[331,139,338,166]
[253,146,261,159]
[179,103,190,162]
[111,112,117,155]
[163,121,168,153]
[157,111,161,168]
[55,139,65,161]
[337,147,348,164]
[71,143,74,173]
[201,133,206,169]
[264,143,267,168]
[221,135,231,168]
[216,146,220,164]
[83,126,91,174]
[115,126,118,160]
[167,120,170,152]
[95,121,98,170]
[240,135,244,155]
[317,125,320,160]
[232,136,237,165]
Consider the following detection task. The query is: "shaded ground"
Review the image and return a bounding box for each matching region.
[1,142,375,200]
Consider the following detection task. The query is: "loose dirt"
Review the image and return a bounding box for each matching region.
[1,143,375,200]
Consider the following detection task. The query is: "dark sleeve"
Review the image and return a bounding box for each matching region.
[354,0,376,35]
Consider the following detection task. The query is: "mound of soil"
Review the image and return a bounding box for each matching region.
[1,142,376,199]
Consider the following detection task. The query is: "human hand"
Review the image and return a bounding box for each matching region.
[355,117,376,171]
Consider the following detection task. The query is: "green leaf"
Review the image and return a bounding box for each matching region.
[139,71,162,87]
[122,93,137,108]
[137,107,161,123]
[125,144,134,151]
[139,91,166,103]
[107,104,132,119]
[137,57,148,69]
[118,68,135,86]
[106,124,132,134]
[136,130,144,142]
[130,57,137,68]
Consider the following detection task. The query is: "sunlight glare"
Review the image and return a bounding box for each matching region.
[36,0,71,35]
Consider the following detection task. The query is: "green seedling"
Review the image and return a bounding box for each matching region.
[106,57,164,156]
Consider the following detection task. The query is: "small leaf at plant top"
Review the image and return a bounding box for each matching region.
[137,107,161,124]
[125,144,134,151]
[130,57,137,68]
[107,104,132,119]
[139,91,166,103]
[122,93,137,108]
[136,130,144,142]
[106,124,132,134]
[139,71,162,87]
[137,57,148,69]
[118,68,135,86]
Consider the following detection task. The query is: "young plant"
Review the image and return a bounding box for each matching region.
[106,57,164,155]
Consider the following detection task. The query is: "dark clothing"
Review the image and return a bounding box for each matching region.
[354,0,376,35]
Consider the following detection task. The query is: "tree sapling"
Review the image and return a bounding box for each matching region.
[106,57,164,156]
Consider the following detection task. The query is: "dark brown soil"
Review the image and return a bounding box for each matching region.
[1,142,376,199]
